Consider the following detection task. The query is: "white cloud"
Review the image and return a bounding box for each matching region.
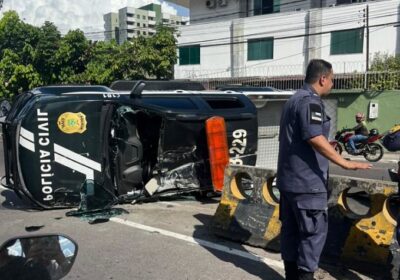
[0,0,179,40]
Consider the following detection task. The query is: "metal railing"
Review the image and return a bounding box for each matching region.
[195,71,400,91]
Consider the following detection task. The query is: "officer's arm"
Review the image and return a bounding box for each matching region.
[308,136,372,170]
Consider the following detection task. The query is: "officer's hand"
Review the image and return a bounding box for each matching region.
[343,161,372,170]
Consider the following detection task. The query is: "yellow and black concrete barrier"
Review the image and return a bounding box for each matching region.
[211,165,400,278]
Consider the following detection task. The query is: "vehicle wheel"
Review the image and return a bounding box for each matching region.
[334,144,343,155]
[363,143,384,162]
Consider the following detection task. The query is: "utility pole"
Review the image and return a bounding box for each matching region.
[364,5,370,89]
[366,5,370,72]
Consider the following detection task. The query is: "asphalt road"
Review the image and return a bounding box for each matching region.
[330,152,399,181]
[0,140,396,280]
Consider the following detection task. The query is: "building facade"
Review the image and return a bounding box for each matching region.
[175,0,400,79]
[103,12,119,42]
[104,3,189,44]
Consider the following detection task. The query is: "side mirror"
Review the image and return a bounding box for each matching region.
[130,81,146,99]
[0,99,11,118]
[0,234,78,280]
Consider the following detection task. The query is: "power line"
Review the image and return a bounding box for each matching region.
[188,23,391,78]
[86,7,366,40]
[81,1,376,37]
[178,10,396,48]
[178,4,392,36]
[86,9,397,56]
[74,2,393,43]
[189,0,309,23]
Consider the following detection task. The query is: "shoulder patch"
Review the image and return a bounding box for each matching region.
[309,103,322,124]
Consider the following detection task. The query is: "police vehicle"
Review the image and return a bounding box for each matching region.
[1,80,257,209]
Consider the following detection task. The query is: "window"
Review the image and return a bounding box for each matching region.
[143,15,146,19]
[204,98,244,109]
[330,28,364,55]
[254,0,279,15]
[179,45,200,65]
[248,38,274,61]
[137,23,140,27]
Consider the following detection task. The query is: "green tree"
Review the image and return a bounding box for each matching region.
[55,29,90,83]
[7,64,42,95]
[144,25,177,79]
[0,49,41,98]
[81,40,120,84]
[116,38,148,80]
[368,53,400,90]
[33,21,61,84]
[0,11,40,58]
[116,25,177,80]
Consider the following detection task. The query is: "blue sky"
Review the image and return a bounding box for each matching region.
[0,0,190,40]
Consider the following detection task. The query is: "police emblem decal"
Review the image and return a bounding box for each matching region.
[57,112,87,134]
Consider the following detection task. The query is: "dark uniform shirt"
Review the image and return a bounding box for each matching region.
[352,121,369,136]
[277,84,331,193]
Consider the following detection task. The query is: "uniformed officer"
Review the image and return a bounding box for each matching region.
[277,59,372,280]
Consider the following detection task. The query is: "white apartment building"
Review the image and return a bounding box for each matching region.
[104,3,189,44]
[175,0,400,78]
[104,13,119,42]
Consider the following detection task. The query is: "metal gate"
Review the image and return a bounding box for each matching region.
[323,98,338,141]
[255,98,338,169]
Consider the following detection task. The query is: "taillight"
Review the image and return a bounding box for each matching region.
[206,116,229,192]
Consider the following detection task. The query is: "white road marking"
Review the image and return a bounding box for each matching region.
[110,217,284,271]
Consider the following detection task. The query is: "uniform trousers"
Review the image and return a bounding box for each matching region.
[279,191,328,272]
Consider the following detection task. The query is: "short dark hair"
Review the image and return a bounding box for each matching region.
[305,59,332,84]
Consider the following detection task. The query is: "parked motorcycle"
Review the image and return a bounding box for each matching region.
[0,234,77,280]
[329,128,384,162]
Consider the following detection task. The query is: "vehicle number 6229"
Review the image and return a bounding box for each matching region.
[229,129,247,165]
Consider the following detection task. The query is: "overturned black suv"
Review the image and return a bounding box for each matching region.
[2,81,257,209]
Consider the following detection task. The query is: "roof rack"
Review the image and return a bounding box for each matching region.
[33,85,111,94]
[110,80,205,91]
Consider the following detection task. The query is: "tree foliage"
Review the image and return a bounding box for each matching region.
[368,52,400,90]
[0,11,178,98]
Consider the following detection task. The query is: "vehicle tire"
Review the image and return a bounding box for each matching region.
[334,144,343,155]
[363,143,384,162]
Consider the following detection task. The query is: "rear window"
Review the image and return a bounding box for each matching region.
[204,97,244,109]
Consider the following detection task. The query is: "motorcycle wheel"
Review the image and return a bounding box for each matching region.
[363,143,384,162]
[334,144,343,154]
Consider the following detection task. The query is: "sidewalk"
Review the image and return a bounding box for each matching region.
[343,151,399,163]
